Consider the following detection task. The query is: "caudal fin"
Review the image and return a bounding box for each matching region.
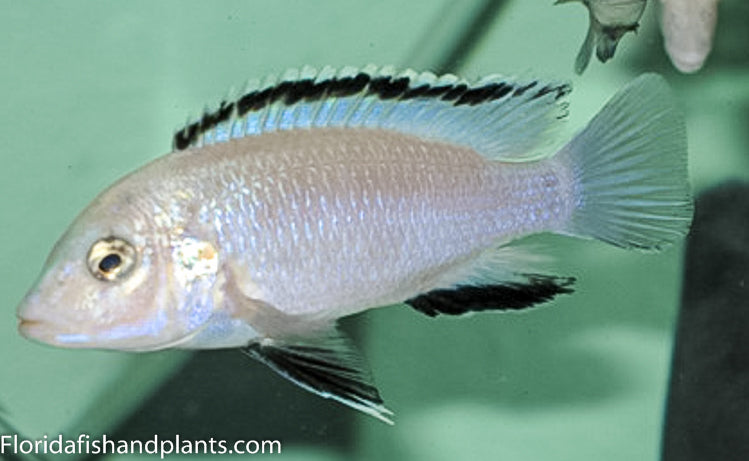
[560,74,693,250]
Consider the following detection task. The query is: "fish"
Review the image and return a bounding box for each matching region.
[16,65,693,423]
[658,0,719,73]
[557,0,648,74]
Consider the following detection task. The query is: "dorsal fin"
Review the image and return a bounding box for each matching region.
[173,65,571,161]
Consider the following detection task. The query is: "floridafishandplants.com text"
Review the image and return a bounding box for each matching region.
[1,434,281,458]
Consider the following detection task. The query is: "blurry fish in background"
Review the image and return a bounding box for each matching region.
[557,0,647,74]
[16,66,692,423]
[658,0,720,73]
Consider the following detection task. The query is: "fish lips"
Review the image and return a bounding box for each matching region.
[17,315,93,347]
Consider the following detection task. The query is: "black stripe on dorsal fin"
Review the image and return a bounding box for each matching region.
[172,65,571,151]
[405,274,575,317]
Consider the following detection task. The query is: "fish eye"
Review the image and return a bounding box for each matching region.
[87,237,136,281]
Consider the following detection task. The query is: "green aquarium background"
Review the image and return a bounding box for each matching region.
[1,1,747,460]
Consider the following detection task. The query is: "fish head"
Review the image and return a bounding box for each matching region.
[16,185,217,351]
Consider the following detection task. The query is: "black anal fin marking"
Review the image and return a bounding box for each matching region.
[241,333,394,424]
[405,274,575,317]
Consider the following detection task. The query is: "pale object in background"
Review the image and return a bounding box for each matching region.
[659,0,720,73]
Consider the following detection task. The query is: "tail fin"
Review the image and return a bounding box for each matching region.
[560,74,693,250]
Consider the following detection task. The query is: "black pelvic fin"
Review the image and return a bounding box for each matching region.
[242,333,393,424]
[405,274,576,317]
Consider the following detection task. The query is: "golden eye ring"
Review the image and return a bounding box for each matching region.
[87,237,137,281]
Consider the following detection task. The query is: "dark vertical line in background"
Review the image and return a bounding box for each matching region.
[434,0,509,74]
[661,181,749,461]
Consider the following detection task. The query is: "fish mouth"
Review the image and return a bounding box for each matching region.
[17,317,44,339]
[17,317,93,348]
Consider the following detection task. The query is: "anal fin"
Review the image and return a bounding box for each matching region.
[405,274,575,317]
[241,332,394,424]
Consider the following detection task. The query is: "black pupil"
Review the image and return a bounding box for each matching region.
[99,253,122,273]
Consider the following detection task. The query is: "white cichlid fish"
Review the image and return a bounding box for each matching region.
[17,66,692,423]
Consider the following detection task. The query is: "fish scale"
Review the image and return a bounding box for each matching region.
[158,128,572,317]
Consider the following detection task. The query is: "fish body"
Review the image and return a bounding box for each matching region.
[17,66,692,422]
[164,128,572,319]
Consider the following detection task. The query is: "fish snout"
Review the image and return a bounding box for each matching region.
[16,291,69,344]
[17,290,43,337]
[17,316,46,340]
[17,315,93,347]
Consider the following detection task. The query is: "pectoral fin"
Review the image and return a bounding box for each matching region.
[242,332,394,424]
